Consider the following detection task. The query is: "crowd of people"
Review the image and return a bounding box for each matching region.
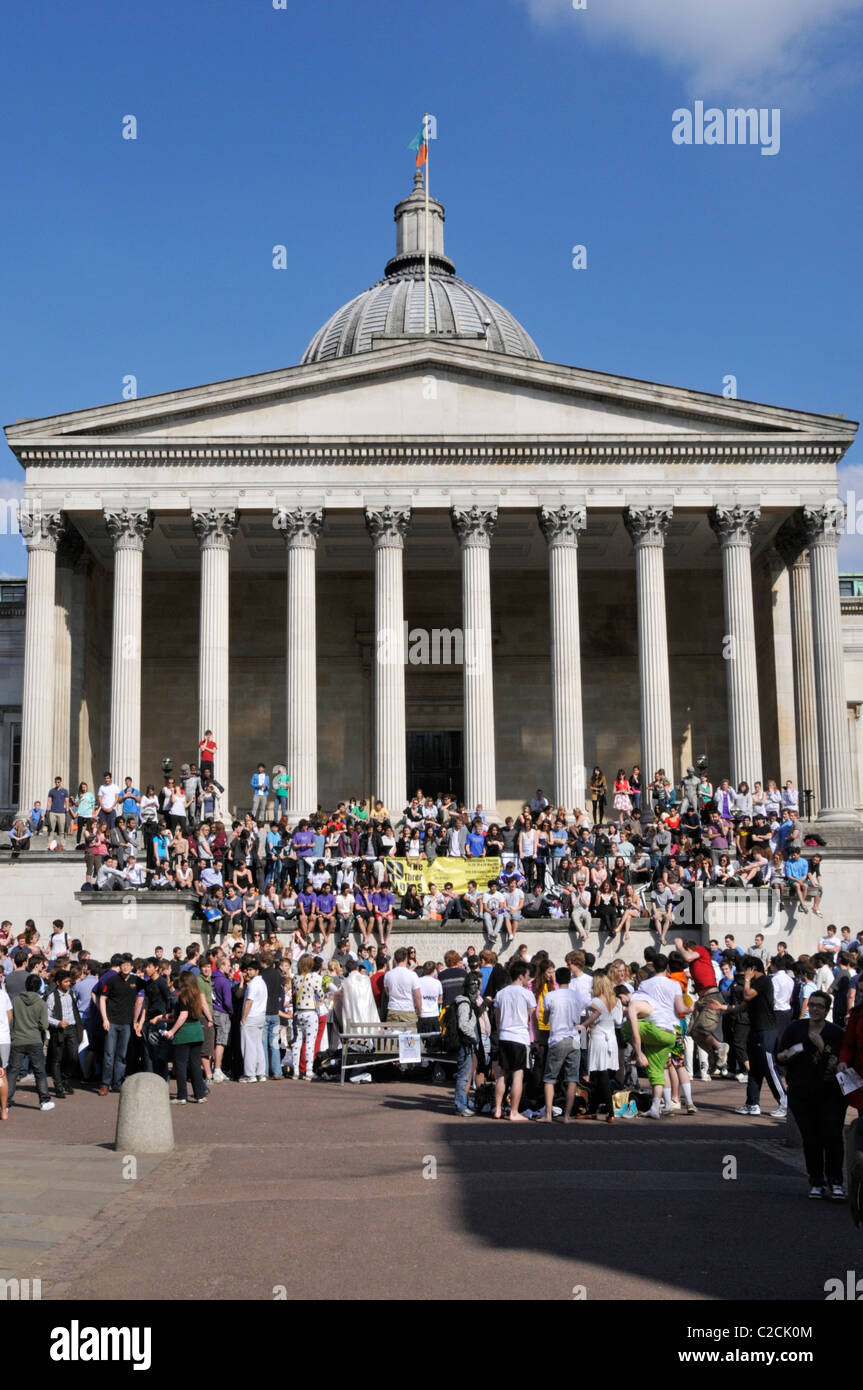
[5,756,827,952]
[1,911,862,1207]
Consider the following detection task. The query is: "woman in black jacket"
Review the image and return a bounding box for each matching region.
[777,990,847,1200]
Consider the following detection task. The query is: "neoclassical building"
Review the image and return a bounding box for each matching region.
[5,174,861,823]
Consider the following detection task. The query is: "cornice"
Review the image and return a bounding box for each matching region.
[11,439,849,468]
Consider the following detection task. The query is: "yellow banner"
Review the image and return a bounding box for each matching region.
[388,857,502,896]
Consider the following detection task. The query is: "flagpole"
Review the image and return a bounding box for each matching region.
[423,112,430,335]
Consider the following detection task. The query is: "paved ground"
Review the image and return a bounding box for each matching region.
[2,1072,860,1301]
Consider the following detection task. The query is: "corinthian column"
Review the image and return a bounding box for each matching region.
[623,506,674,781]
[801,501,856,820]
[539,504,586,809]
[273,505,323,822]
[365,505,411,817]
[53,530,84,791]
[451,505,497,814]
[708,504,763,788]
[776,516,820,813]
[18,506,64,813]
[105,507,154,787]
[192,507,238,811]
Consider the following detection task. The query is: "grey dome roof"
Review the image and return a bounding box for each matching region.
[301,173,541,365]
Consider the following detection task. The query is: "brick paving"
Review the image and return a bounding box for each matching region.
[2,1073,860,1301]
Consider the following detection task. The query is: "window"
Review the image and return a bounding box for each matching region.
[0,583,25,603]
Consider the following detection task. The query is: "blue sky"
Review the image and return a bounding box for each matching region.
[1,0,862,574]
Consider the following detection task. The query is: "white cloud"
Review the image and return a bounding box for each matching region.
[520,0,863,98]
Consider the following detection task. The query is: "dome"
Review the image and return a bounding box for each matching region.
[301,172,541,365]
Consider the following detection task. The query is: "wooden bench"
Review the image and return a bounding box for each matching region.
[338,1018,452,1085]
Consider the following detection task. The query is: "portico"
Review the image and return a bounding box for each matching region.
[5,176,860,824]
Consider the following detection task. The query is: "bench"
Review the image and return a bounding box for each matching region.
[338,1018,454,1085]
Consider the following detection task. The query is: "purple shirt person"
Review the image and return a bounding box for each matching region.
[297,890,317,916]
[316,892,335,915]
[373,890,394,916]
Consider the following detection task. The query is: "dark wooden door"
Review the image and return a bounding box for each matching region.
[406,731,464,803]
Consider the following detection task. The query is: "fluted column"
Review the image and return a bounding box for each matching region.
[365,505,411,816]
[68,553,91,791]
[192,507,238,811]
[708,504,763,788]
[451,505,497,814]
[540,504,586,809]
[623,506,674,780]
[776,517,819,812]
[801,501,856,820]
[105,508,153,786]
[18,507,65,812]
[273,505,323,822]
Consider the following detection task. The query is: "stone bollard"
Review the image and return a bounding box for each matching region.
[784,1108,803,1149]
[114,1072,174,1154]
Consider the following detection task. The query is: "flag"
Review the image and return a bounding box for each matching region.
[408,122,428,168]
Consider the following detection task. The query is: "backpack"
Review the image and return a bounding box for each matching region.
[443,999,469,1052]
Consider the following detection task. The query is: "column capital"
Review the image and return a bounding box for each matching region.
[192,506,239,551]
[364,505,411,549]
[539,503,587,547]
[19,506,64,553]
[801,499,846,550]
[273,505,324,549]
[708,503,760,547]
[104,507,154,552]
[451,504,497,549]
[623,505,672,548]
[774,513,810,569]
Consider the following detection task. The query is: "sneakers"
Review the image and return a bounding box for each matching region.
[828,1183,846,1201]
[211,1069,226,1084]
[455,1107,475,1117]
[193,1096,209,1104]
[170,1098,187,1104]
[238,1076,254,1084]
[798,903,809,914]
[684,1102,698,1114]
[736,1073,748,1084]
[770,1105,788,1119]
[808,1185,825,1199]
[669,1099,681,1111]
[40,1100,55,1112]
[734,1103,761,1115]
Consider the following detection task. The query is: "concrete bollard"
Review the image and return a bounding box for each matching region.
[114,1072,174,1154]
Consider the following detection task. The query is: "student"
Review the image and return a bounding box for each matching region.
[492,960,537,1122]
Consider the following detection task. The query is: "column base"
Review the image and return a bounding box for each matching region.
[815,807,863,824]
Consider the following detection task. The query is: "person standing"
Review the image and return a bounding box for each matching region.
[198,730,217,781]
[734,956,786,1118]
[383,947,422,1025]
[584,972,623,1121]
[250,765,270,824]
[542,966,584,1124]
[46,776,70,838]
[163,972,209,1104]
[46,971,83,1098]
[492,961,537,1122]
[452,972,483,1116]
[776,991,847,1199]
[290,954,324,1080]
[6,976,55,1111]
[589,768,607,826]
[239,956,268,1083]
[97,955,140,1095]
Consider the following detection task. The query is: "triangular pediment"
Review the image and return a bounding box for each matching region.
[5,340,857,450]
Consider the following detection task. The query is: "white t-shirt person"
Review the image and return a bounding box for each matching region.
[0,984,11,1046]
[495,983,536,1045]
[544,988,583,1047]
[97,781,122,812]
[418,974,443,1019]
[243,974,268,1021]
[384,965,420,1013]
[633,973,683,1032]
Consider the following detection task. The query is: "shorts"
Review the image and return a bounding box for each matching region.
[498,1040,529,1078]
[692,990,723,1042]
[214,1011,232,1047]
[621,1019,677,1086]
[543,1038,580,1085]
